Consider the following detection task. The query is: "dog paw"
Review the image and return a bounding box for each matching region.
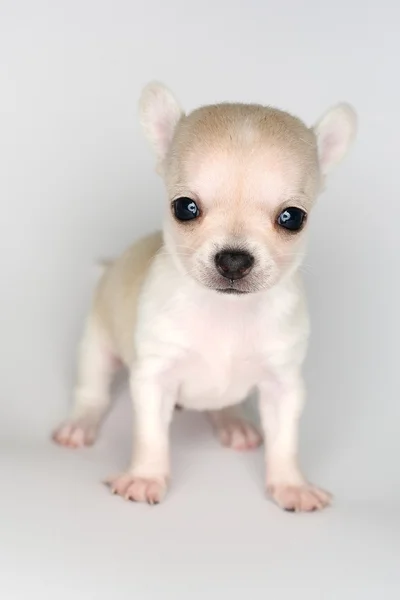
[105,473,168,505]
[216,418,262,451]
[267,483,332,512]
[52,420,97,448]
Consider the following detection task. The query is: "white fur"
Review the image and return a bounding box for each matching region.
[139,81,183,167]
[314,103,357,175]
[53,83,357,511]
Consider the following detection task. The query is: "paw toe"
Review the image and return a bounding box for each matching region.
[218,421,262,451]
[106,474,167,505]
[52,421,96,448]
[268,483,332,512]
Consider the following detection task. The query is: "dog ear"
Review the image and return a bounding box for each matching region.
[139,82,184,166]
[314,103,357,176]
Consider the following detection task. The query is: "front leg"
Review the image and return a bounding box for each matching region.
[259,371,331,512]
[107,362,176,505]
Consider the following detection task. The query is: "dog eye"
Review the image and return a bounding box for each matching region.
[277,207,307,232]
[173,197,200,221]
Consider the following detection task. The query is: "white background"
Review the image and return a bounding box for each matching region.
[1,1,399,598]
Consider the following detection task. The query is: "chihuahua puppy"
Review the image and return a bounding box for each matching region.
[53,83,356,511]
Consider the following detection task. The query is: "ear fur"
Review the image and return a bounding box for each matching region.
[139,81,184,168]
[314,103,357,175]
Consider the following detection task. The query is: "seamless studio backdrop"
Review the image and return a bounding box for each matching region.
[1,1,399,599]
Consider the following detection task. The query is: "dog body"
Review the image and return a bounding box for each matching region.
[54,84,356,511]
[92,231,306,411]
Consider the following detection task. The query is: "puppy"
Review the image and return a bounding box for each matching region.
[53,83,356,511]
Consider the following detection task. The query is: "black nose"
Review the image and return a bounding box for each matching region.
[215,250,255,280]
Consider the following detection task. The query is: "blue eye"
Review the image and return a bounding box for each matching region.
[173,197,200,221]
[277,207,307,232]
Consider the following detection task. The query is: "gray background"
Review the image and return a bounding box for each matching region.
[1,1,399,598]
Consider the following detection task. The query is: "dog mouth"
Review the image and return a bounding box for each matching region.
[215,276,252,295]
[216,288,250,295]
[201,273,264,295]
[195,262,270,295]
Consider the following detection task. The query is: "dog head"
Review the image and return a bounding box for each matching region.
[140,82,356,295]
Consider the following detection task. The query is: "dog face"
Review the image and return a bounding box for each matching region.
[140,83,357,294]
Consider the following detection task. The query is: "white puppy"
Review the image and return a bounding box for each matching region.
[53,83,356,511]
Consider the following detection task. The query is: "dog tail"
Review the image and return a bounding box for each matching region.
[92,258,114,284]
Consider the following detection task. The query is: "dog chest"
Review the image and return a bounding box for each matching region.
[176,304,268,409]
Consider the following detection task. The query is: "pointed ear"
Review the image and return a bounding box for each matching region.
[139,81,184,165]
[314,103,357,176]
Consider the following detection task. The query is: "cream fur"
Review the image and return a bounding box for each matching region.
[53,82,357,511]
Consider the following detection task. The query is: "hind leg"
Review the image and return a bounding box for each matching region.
[53,317,118,448]
[207,405,262,451]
